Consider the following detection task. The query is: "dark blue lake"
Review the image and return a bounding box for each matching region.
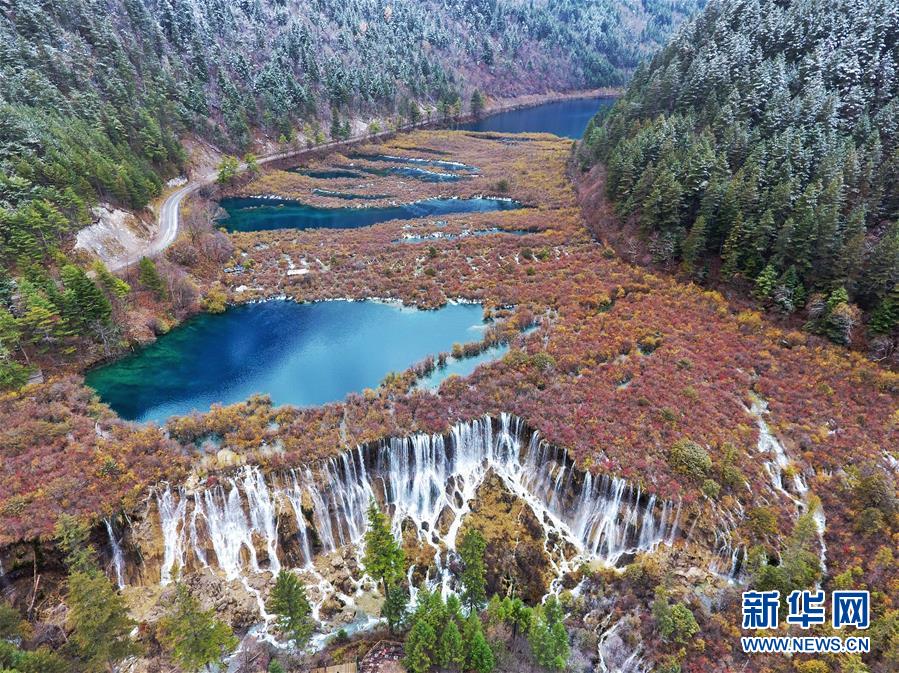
[218,197,522,232]
[457,96,615,139]
[85,300,487,423]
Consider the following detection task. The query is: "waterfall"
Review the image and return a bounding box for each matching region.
[748,395,827,575]
[148,414,678,590]
[750,396,806,502]
[104,518,126,590]
[157,486,187,585]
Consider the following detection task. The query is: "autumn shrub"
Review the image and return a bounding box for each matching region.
[668,439,711,479]
[795,660,830,673]
[748,507,778,538]
[201,288,228,314]
[701,479,720,499]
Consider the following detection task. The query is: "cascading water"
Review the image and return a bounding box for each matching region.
[104,518,126,590]
[747,395,827,574]
[148,414,678,618]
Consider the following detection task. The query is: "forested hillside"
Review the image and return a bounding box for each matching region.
[0,0,701,384]
[580,0,899,352]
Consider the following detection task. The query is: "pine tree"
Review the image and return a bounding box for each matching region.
[0,267,14,307]
[470,90,485,118]
[362,499,405,630]
[92,261,131,299]
[465,614,495,673]
[0,309,20,354]
[437,619,464,670]
[773,266,806,313]
[266,570,314,648]
[642,168,683,233]
[60,265,112,331]
[721,212,746,278]
[445,593,462,621]
[157,583,238,673]
[527,595,569,670]
[508,597,532,640]
[330,107,342,141]
[138,257,166,300]
[869,285,899,334]
[66,570,139,672]
[0,356,30,391]
[836,206,866,287]
[680,215,707,275]
[652,586,699,644]
[459,528,487,612]
[0,600,25,640]
[413,589,447,633]
[754,264,779,301]
[54,513,97,575]
[18,280,68,347]
[383,584,409,635]
[403,619,436,673]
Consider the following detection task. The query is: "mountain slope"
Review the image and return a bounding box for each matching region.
[0,0,705,381]
[579,0,899,353]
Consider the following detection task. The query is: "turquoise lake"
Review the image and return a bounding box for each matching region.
[85,301,487,423]
[218,197,522,232]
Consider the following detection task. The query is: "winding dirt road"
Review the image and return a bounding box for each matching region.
[107,179,204,272]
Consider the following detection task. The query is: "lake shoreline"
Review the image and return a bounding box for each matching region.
[254,88,618,175]
[85,299,496,423]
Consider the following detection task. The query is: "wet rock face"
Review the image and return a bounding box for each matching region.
[401,517,437,585]
[459,471,552,603]
[125,567,263,631]
[124,508,169,586]
[182,567,263,629]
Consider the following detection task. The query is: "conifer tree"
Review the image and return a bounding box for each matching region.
[412,589,447,633]
[54,513,97,575]
[527,595,569,670]
[508,597,532,640]
[438,619,464,670]
[680,215,707,275]
[470,90,485,118]
[266,570,314,648]
[0,600,24,640]
[459,528,487,612]
[330,107,342,141]
[754,264,779,301]
[92,261,131,299]
[138,257,166,300]
[383,584,409,635]
[216,156,240,184]
[66,570,139,672]
[464,613,495,673]
[869,285,899,334]
[243,153,259,177]
[445,593,462,621]
[403,619,436,673]
[60,265,112,330]
[362,499,406,633]
[157,583,238,673]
